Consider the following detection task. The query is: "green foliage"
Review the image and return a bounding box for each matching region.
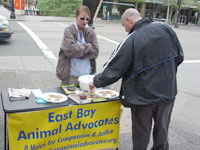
[37,0,82,16]
[197,5,200,11]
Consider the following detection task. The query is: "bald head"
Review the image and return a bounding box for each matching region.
[121,8,142,33]
[122,8,142,21]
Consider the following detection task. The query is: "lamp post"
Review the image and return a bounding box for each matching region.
[10,0,16,19]
[166,0,170,24]
[82,0,94,28]
[174,0,181,28]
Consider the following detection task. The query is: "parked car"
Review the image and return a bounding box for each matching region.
[0,15,13,40]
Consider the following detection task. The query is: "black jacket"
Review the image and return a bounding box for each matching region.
[93,18,184,107]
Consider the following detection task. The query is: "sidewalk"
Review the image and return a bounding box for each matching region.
[11,15,200,31]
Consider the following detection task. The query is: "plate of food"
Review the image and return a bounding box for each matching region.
[41,92,68,103]
[95,89,119,99]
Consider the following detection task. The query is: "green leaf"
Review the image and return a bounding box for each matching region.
[37,0,81,16]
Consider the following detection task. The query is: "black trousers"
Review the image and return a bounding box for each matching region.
[131,102,174,150]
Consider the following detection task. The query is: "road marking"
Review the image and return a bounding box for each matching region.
[174,29,200,34]
[18,22,57,60]
[183,60,200,63]
[53,22,120,45]
[54,22,68,27]
[19,21,200,65]
[97,35,119,45]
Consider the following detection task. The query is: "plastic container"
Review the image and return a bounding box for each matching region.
[78,75,95,91]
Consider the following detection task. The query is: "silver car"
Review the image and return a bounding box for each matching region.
[0,15,13,40]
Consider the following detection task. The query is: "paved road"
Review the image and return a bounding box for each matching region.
[1,5,200,150]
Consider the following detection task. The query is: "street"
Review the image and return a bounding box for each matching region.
[1,5,200,150]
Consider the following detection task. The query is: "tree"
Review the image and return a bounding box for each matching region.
[37,0,81,16]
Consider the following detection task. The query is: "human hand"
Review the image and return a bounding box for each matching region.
[85,43,92,48]
[89,82,96,91]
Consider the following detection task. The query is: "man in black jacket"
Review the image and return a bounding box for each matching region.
[89,8,184,150]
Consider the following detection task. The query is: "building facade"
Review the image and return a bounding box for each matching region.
[96,0,199,25]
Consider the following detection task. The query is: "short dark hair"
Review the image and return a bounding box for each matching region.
[76,5,91,18]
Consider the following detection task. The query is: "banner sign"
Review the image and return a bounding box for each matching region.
[15,0,20,9]
[21,0,25,10]
[15,0,25,10]
[8,101,121,150]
